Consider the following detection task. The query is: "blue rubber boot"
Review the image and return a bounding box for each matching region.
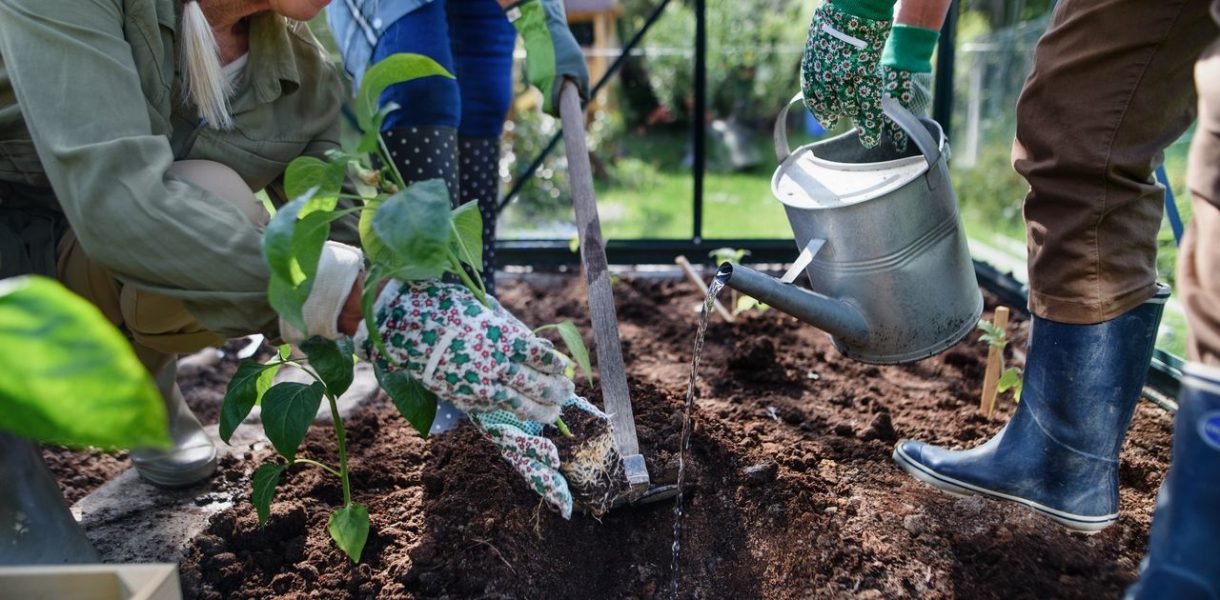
[893,285,1169,532]
[1126,363,1220,600]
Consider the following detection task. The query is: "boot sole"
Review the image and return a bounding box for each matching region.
[893,445,1116,533]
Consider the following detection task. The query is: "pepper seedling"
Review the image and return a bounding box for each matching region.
[977,309,1022,417]
[221,53,591,561]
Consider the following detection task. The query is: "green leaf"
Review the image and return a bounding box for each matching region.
[450,201,484,271]
[371,180,452,279]
[251,463,287,526]
[328,504,370,563]
[220,360,281,443]
[261,381,325,462]
[998,367,1023,400]
[300,336,355,397]
[357,53,454,131]
[537,321,593,386]
[0,276,169,450]
[734,294,762,315]
[976,319,1009,349]
[264,195,348,332]
[708,247,750,265]
[376,365,437,438]
[284,156,347,216]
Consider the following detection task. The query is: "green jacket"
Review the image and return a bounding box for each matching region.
[0,0,355,338]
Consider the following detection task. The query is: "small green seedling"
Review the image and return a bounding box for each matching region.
[977,318,1022,403]
[709,247,768,316]
[223,53,592,561]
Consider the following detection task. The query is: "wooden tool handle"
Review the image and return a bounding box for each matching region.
[558,82,640,458]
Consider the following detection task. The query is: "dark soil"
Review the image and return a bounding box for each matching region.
[64,273,1174,599]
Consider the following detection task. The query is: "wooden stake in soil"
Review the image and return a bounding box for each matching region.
[558,82,648,494]
[675,255,734,323]
[980,306,1010,418]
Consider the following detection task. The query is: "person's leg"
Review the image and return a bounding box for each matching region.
[1127,33,1220,599]
[448,0,516,296]
[55,160,268,487]
[375,1,463,197]
[894,0,1217,532]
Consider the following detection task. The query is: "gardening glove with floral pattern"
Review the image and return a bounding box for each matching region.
[355,280,570,425]
[877,24,940,149]
[474,396,625,519]
[800,0,896,148]
[505,0,590,115]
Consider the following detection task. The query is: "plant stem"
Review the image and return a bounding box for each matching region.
[326,392,353,507]
[293,458,342,478]
[449,252,489,308]
[378,136,408,192]
[449,221,488,298]
[555,417,573,438]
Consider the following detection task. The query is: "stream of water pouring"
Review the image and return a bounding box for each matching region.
[671,267,730,599]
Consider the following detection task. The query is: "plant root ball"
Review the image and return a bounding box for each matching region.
[553,405,629,517]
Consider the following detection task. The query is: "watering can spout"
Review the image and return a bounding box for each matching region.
[717,263,870,346]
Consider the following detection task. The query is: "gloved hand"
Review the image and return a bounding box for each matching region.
[474,396,620,519]
[356,280,570,425]
[800,0,896,148]
[505,0,590,114]
[877,24,939,149]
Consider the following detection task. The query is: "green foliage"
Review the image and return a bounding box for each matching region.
[997,366,1023,402]
[375,365,438,438]
[219,360,281,443]
[733,294,769,316]
[262,382,325,463]
[371,181,455,281]
[976,318,1023,402]
[976,319,1009,349]
[328,504,370,563]
[0,276,169,450]
[251,463,287,525]
[709,247,750,266]
[630,0,806,124]
[535,321,594,386]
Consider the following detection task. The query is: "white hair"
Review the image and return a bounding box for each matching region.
[179,0,234,129]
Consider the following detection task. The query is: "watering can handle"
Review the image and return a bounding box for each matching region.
[773,93,942,168]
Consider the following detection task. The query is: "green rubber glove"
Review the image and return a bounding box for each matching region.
[356,280,571,425]
[505,0,591,115]
[878,24,939,149]
[473,396,614,519]
[800,0,897,148]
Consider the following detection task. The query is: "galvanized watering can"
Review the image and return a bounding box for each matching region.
[720,95,982,364]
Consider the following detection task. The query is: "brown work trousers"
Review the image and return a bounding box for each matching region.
[1014,0,1220,364]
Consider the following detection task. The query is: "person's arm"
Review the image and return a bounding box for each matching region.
[894,0,952,29]
[883,0,951,75]
[501,0,590,114]
[0,0,357,339]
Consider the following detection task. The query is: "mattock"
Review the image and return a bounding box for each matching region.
[557,81,679,506]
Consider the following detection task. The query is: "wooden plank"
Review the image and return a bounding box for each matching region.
[980,306,1010,418]
[558,82,640,459]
